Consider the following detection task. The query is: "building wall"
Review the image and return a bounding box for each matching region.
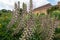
[33,6,51,15]
[33,9,47,15]
[32,4,52,15]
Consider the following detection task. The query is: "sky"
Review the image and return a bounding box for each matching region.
[0,0,60,10]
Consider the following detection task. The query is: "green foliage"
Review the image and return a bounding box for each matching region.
[47,6,59,14]
[0,9,14,40]
[50,10,60,20]
[55,28,60,34]
[19,8,23,15]
[53,28,60,40]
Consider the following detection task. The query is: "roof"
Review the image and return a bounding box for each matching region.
[33,3,52,11]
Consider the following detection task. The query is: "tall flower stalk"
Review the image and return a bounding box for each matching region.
[7,2,19,30]
[40,15,59,40]
[22,3,27,15]
[12,1,24,35]
[19,0,35,40]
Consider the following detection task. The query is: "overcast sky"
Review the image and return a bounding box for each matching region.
[0,0,60,10]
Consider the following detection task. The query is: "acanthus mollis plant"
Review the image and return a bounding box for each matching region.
[12,1,27,36]
[40,15,60,40]
[7,2,20,30]
[19,0,35,40]
[19,14,35,40]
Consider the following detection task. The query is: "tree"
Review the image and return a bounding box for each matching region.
[47,6,59,14]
